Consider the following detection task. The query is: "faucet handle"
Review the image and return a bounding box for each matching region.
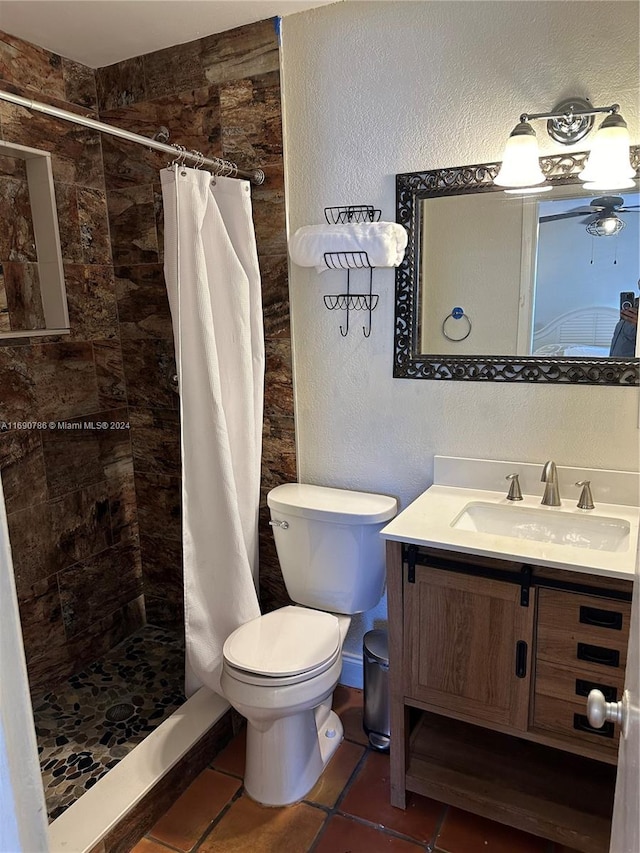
[505,473,523,501]
[576,480,595,510]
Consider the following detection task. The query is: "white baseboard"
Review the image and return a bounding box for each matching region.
[339,650,363,689]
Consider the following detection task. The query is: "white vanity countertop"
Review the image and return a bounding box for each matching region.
[381,457,640,580]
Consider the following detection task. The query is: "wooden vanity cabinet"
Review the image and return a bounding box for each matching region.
[388,541,632,853]
[405,564,534,730]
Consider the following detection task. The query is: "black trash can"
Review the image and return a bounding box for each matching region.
[363,629,390,750]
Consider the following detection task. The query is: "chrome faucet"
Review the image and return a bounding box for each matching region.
[540,460,561,506]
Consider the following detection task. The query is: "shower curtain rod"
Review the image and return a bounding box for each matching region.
[0,88,266,185]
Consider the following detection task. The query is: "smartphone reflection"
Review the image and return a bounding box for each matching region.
[610,292,639,357]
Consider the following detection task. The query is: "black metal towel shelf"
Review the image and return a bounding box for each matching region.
[322,205,381,337]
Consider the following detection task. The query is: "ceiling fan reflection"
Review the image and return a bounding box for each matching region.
[539,195,640,237]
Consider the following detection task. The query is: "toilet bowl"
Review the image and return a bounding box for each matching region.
[221,606,351,805]
[221,483,397,807]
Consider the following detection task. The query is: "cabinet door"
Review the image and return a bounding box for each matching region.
[405,564,534,730]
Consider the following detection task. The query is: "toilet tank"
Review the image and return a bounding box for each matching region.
[266,484,398,614]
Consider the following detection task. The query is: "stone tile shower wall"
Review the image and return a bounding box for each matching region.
[0,20,295,699]
[0,32,143,693]
[95,18,295,622]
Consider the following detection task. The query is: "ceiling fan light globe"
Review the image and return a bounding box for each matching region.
[586,214,626,237]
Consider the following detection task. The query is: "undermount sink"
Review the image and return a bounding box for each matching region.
[451,502,631,552]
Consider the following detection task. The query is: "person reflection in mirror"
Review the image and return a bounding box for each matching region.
[610,297,638,357]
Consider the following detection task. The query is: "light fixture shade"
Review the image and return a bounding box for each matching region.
[495,122,547,188]
[579,113,636,190]
[583,178,636,191]
[504,185,553,195]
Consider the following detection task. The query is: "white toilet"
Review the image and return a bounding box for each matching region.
[220,483,397,806]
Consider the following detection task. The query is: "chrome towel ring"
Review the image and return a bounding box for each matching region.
[442,307,472,342]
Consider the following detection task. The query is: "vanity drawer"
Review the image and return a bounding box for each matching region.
[536,588,630,671]
[532,692,619,755]
[534,658,625,705]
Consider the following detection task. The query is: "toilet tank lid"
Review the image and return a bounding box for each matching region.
[267,483,397,525]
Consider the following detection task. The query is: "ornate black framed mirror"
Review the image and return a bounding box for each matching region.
[394,147,640,384]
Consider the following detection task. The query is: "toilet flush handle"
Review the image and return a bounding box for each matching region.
[269,520,289,530]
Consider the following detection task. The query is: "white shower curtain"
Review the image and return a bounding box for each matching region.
[160,166,263,696]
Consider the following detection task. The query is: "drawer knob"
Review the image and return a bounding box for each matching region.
[587,688,627,735]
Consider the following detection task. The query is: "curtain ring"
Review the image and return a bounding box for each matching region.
[442,307,472,342]
[170,144,185,167]
[220,159,231,178]
[170,145,190,176]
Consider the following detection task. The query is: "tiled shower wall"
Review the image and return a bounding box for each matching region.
[0,18,295,693]
[0,33,143,693]
[95,18,295,624]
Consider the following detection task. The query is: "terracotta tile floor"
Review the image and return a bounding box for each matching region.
[130,686,583,853]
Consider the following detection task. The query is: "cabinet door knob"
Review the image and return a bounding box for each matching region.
[587,688,627,735]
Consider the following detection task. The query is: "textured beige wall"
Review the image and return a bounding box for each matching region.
[281,0,640,657]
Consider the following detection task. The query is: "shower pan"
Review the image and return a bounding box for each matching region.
[34,625,184,821]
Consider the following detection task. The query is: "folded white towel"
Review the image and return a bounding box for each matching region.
[289,222,408,272]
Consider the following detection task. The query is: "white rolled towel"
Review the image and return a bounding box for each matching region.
[288,222,408,272]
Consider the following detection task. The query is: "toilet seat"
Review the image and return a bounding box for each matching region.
[223,605,341,681]
[224,646,341,687]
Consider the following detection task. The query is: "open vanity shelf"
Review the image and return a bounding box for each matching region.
[387,542,632,853]
[407,713,615,851]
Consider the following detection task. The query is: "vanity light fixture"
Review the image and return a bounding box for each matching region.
[495,120,551,191]
[495,98,636,192]
[579,111,636,190]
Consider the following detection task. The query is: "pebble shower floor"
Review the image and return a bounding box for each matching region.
[33,625,185,821]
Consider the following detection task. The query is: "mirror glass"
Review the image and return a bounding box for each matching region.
[394,148,640,384]
[419,186,639,359]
